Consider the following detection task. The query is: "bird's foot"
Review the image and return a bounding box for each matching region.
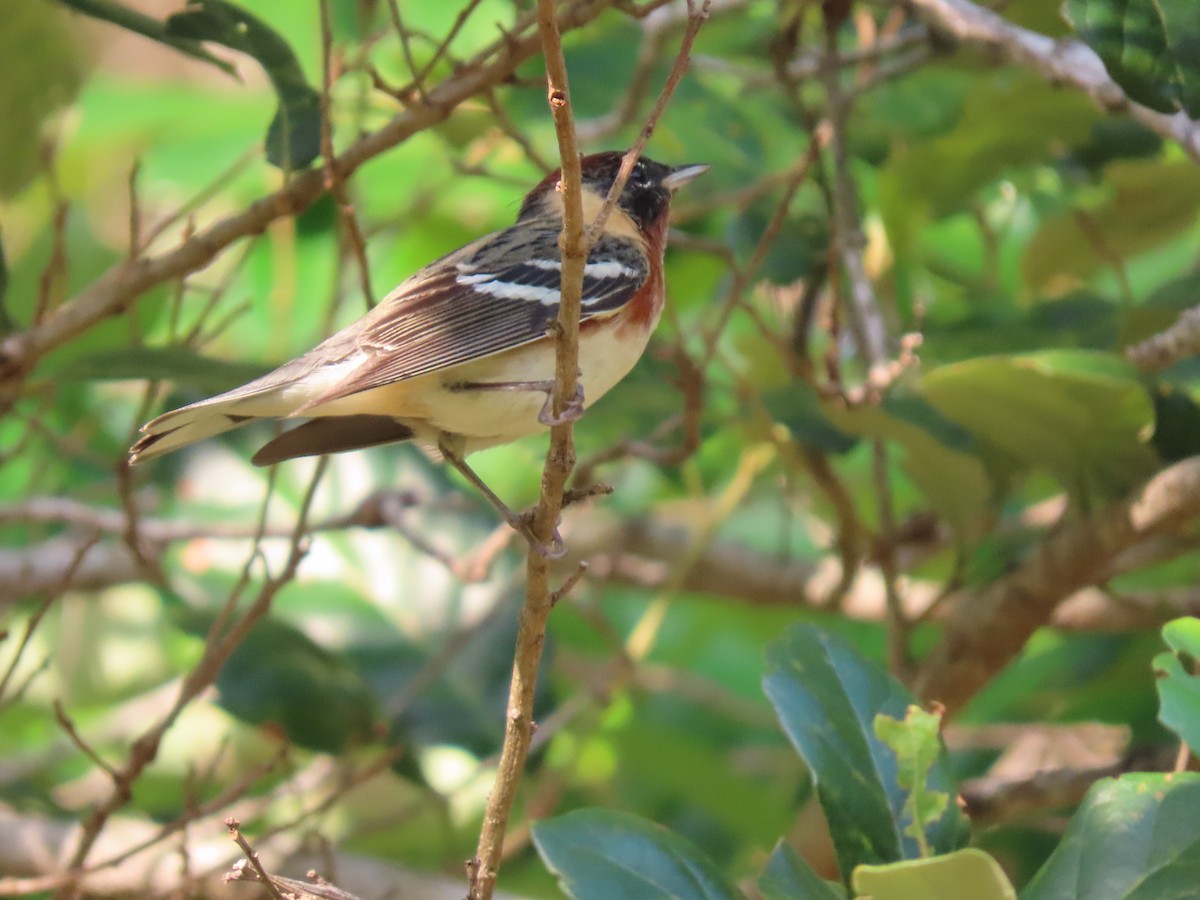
[438,436,568,559]
[509,508,568,560]
[449,378,585,428]
[537,383,585,427]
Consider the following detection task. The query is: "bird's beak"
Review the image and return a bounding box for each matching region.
[663,164,709,191]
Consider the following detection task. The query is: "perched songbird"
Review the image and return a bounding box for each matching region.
[129,152,706,474]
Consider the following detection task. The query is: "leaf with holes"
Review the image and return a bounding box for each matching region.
[763,625,969,881]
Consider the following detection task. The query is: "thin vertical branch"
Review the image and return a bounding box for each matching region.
[819,7,890,385]
[468,2,583,896]
[320,0,375,311]
[469,4,707,897]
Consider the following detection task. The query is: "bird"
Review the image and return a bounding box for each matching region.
[129,151,706,543]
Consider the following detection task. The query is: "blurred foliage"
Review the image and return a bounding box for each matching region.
[2,0,1200,896]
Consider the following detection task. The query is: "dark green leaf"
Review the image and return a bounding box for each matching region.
[882,395,976,455]
[759,841,846,900]
[1153,618,1200,749]
[853,849,1017,900]
[1021,773,1200,899]
[58,346,269,391]
[1064,0,1200,117]
[1150,387,1200,462]
[177,610,379,754]
[166,0,322,169]
[762,625,969,881]
[762,385,858,454]
[532,808,742,900]
[351,604,555,761]
[53,0,236,75]
[1070,118,1163,171]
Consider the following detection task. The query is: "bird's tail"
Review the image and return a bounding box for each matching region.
[128,393,287,464]
[130,394,417,466]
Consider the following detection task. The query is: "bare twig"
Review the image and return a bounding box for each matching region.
[320,0,375,311]
[468,3,586,896]
[907,0,1200,162]
[57,460,327,878]
[224,818,288,900]
[0,0,640,384]
[916,456,1200,715]
[467,3,707,894]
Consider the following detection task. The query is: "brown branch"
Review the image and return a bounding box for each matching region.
[0,0,630,386]
[1127,303,1200,372]
[469,3,706,896]
[907,0,1200,163]
[819,7,890,386]
[915,456,1200,715]
[57,460,327,878]
[320,0,375,312]
[468,3,585,896]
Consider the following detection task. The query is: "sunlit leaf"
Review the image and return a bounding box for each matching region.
[919,350,1158,504]
[1022,160,1200,295]
[1022,773,1200,899]
[1153,617,1200,750]
[852,849,1016,900]
[0,227,10,334]
[822,397,993,538]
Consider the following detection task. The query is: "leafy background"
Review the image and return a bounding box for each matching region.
[3,0,1200,897]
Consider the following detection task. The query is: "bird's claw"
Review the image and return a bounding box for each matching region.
[509,508,568,559]
[538,383,585,427]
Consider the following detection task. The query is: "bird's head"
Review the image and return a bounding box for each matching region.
[519,151,708,230]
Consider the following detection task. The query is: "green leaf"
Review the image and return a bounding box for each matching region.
[1153,617,1200,749]
[763,384,858,455]
[1064,0,1200,117]
[821,397,993,538]
[532,808,742,900]
[1022,160,1200,295]
[919,350,1158,504]
[873,706,950,857]
[759,842,846,900]
[58,346,269,391]
[879,71,1097,251]
[853,849,1017,900]
[762,625,969,881]
[177,610,379,754]
[0,2,88,196]
[54,0,236,75]
[1021,773,1200,899]
[1150,387,1200,463]
[165,0,322,170]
